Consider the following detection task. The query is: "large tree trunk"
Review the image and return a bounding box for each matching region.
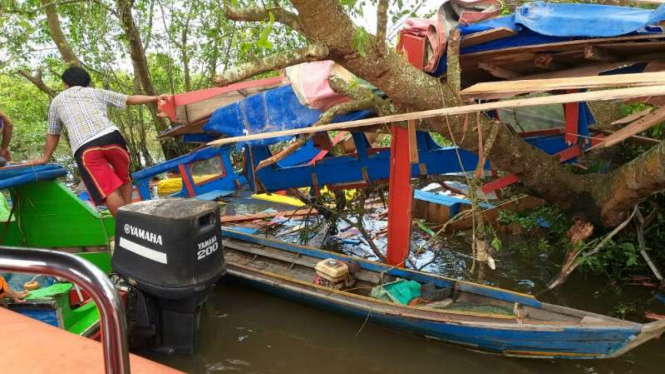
[116,0,188,159]
[41,0,80,66]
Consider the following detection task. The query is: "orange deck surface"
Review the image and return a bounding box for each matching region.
[0,307,184,374]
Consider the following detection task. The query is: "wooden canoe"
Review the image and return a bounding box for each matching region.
[222,229,665,359]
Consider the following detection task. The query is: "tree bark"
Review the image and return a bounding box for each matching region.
[116,0,186,159]
[17,70,57,98]
[376,0,389,42]
[41,0,80,66]
[225,5,303,33]
[213,44,329,86]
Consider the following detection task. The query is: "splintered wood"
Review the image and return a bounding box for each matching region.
[590,107,665,150]
[460,71,665,101]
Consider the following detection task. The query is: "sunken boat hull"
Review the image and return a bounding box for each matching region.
[222,229,665,359]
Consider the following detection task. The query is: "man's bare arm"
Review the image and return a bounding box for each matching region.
[127,94,169,106]
[0,111,13,160]
[29,134,60,165]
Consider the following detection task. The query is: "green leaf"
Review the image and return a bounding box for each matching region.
[256,11,275,50]
[491,237,502,251]
[415,220,436,238]
[352,28,369,57]
[626,255,637,267]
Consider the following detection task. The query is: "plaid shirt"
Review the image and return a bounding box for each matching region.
[48,87,128,154]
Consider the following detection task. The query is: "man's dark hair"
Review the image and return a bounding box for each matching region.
[62,67,91,87]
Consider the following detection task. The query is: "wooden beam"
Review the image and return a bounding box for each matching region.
[462,33,665,61]
[407,120,419,164]
[478,61,521,80]
[207,85,665,147]
[590,106,665,150]
[517,62,639,81]
[460,27,517,48]
[611,108,654,126]
[461,71,665,101]
[584,46,620,62]
[590,127,660,146]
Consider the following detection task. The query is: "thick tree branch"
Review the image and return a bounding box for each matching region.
[597,128,665,226]
[212,43,329,86]
[224,5,303,33]
[446,28,462,95]
[376,0,389,42]
[116,0,170,132]
[18,70,57,98]
[40,0,81,66]
[327,75,393,116]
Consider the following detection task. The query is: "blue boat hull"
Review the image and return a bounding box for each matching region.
[228,268,638,359]
[221,230,665,359]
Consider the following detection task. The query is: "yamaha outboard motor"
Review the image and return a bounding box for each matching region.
[112,198,225,354]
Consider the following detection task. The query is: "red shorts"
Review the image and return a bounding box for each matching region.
[74,131,131,205]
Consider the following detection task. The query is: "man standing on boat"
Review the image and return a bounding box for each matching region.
[29,67,167,217]
[0,110,13,165]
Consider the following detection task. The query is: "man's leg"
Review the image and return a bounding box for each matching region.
[77,148,123,213]
[106,144,132,207]
[118,182,132,205]
[104,189,125,218]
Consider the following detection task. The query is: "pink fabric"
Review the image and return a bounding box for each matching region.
[401,0,503,73]
[403,19,436,36]
[286,61,351,111]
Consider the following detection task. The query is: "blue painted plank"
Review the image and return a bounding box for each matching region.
[194,190,234,201]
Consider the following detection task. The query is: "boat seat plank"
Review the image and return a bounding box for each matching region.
[224,239,385,284]
[0,307,182,374]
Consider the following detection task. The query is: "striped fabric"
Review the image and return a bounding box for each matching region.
[48,87,128,154]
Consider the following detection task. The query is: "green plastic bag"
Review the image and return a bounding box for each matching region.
[371,279,422,305]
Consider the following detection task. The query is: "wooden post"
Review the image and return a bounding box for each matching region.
[564,90,580,145]
[386,125,413,266]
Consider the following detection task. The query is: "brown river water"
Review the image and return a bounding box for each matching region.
[143,198,665,374]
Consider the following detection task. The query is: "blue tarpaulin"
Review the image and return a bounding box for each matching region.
[432,2,665,75]
[0,164,67,190]
[205,84,373,146]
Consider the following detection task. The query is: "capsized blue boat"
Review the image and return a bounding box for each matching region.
[222,229,665,359]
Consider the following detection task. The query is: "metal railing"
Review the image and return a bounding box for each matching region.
[0,246,130,374]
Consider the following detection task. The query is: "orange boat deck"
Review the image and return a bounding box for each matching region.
[0,307,184,374]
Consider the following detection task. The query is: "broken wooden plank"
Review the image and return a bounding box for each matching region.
[460,27,517,48]
[645,61,665,72]
[590,106,665,150]
[590,127,660,146]
[461,71,665,101]
[407,120,419,164]
[208,85,665,147]
[517,62,639,81]
[177,92,246,124]
[158,118,208,138]
[221,209,317,223]
[478,61,522,80]
[611,108,654,126]
[462,33,665,61]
